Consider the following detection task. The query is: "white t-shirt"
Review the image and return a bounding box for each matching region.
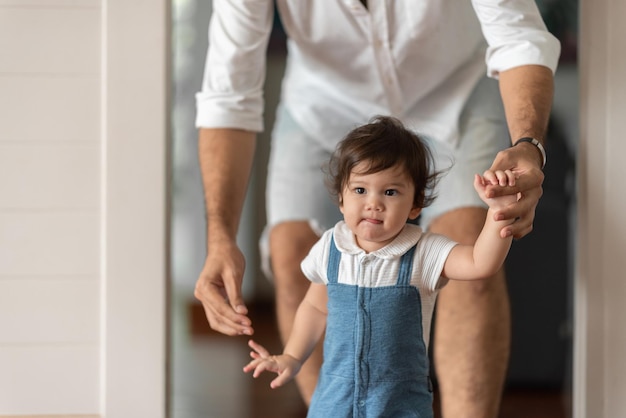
[196,0,560,147]
[301,221,457,347]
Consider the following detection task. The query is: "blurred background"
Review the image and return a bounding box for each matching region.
[169,1,579,417]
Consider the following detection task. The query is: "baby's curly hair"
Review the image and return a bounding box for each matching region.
[325,115,445,208]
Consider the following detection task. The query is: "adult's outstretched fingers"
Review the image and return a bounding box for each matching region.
[195,278,253,336]
[493,186,542,239]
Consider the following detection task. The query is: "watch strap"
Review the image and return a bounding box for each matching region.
[513,137,546,169]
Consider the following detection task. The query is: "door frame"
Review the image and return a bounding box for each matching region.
[101,1,170,417]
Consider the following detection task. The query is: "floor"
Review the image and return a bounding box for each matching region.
[170,293,571,418]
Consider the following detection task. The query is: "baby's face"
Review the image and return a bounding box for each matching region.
[340,162,421,253]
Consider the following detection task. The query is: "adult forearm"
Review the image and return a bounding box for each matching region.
[499,65,554,145]
[198,127,256,241]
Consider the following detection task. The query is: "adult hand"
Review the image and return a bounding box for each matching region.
[485,141,545,239]
[194,234,253,336]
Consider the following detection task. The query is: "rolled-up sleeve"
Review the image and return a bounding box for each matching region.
[472,0,561,78]
[195,0,274,131]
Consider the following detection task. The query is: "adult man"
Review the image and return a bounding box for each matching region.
[194,1,560,416]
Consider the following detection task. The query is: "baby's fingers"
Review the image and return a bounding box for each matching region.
[270,374,289,389]
[243,359,267,376]
[243,357,264,374]
[483,169,517,187]
[493,169,516,186]
[495,170,509,186]
[248,339,270,359]
[251,359,281,378]
[481,170,498,185]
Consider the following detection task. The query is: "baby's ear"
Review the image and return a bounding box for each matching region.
[408,207,422,220]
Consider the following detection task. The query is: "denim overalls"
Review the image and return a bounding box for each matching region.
[307,236,433,418]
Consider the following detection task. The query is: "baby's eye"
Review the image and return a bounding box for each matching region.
[354,187,365,194]
[385,189,397,196]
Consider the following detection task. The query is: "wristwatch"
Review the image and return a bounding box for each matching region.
[513,137,547,169]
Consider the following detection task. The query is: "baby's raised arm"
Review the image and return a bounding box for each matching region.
[441,171,517,281]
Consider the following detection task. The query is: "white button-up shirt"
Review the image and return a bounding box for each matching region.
[196,0,560,148]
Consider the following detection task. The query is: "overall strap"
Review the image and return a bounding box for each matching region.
[396,244,417,286]
[326,234,341,284]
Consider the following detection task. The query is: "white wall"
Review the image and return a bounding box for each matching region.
[0,0,102,414]
[0,0,168,416]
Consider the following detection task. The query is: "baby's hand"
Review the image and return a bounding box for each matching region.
[243,340,302,389]
[474,170,519,210]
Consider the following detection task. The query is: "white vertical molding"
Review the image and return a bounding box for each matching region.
[574,0,606,415]
[576,0,626,416]
[101,0,169,417]
[100,0,109,413]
